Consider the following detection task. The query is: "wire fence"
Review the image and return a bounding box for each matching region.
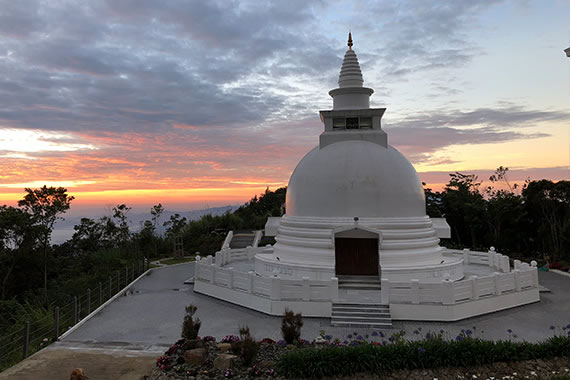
[0,258,149,371]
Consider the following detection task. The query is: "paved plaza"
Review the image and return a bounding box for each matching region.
[63,262,569,347]
[3,262,568,379]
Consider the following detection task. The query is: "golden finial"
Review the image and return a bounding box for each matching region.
[347,31,353,50]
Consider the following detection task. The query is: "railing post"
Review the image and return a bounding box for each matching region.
[73,296,78,325]
[330,277,339,302]
[514,270,521,292]
[302,277,310,301]
[209,264,216,284]
[23,321,30,358]
[530,261,539,288]
[463,248,470,264]
[514,259,521,270]
[487,247,495,268]
[381,278,390,304]
[270,275,281,300]
[441,280,454,305]
[228,267,234,289]
[248,271,254,294]
[87,288,91,315]
[411,279,420,304]
[494,273,502,295]
[471,276,479,300]
[99,282,102,305]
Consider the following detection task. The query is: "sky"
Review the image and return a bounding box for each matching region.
[0,0,569,216]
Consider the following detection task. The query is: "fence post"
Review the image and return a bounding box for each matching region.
[209,264,216,284]
[471,276,479,300]
[73,296,78,325]
[530,261,539,288]
[381,278,390,304]
[108,276,112,299]
[54,307,60,341]
[87,288,91,315]
[411,279,420,304]
[23,321,30,358]
[99,282,102,305]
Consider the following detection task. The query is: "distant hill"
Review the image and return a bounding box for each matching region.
[52,205,240,244]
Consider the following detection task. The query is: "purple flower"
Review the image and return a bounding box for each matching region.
[425,332,432,339]
[413,330,419,335]
[507,329,513,334]
[456,335,464,341]
[417,347,426,355]
[347,334,353,339]
[371,331,378,336]
[465,329,473,336]
[356,335,363,340]
[379,331,385,338]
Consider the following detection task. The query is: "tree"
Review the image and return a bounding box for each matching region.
[150,204,164,231]
[441,173,487,248]
[0,206,37,299]
[522,180,570,262]
[17,186,74,299]
[164,213,187,239]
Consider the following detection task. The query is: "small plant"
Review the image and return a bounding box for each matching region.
[202,335,216,342]
[156,355,173,371]
[181,304,201,340]
[231,325,260,366]
[281,308,303,344]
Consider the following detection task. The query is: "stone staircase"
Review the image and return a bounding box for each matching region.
[331,275,392,328]
[229,232,256,249]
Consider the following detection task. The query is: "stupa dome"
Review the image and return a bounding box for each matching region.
[286,140,426,218]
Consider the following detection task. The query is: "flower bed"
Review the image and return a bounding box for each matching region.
[150,328,570,379]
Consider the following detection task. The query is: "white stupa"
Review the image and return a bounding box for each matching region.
[194,34,540,321]
[256,33,463,283]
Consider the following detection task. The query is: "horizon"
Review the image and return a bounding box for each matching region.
[0,1,569,209]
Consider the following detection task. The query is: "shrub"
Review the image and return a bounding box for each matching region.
[276,335,570,378]
[181,304,201,340]
[221,335,240,343]
[281,308,303,344]
[231,326,260,366]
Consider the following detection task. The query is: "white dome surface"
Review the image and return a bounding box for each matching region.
[286,140,426,218]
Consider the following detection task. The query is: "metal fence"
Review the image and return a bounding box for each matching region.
[0,259,149,372]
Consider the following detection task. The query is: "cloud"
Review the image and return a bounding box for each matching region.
[385,104,569,162]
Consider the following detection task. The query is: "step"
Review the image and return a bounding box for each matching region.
[338,275,380,282]
[338,284,381,290]
[331,302,392,328]
[330,320,393,328]
[332,304,390,311]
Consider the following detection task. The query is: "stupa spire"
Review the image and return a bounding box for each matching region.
[338,32,364,88]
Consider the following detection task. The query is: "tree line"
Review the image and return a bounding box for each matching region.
[425,167,569,264]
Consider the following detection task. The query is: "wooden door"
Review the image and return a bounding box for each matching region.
[335,237,379,276]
